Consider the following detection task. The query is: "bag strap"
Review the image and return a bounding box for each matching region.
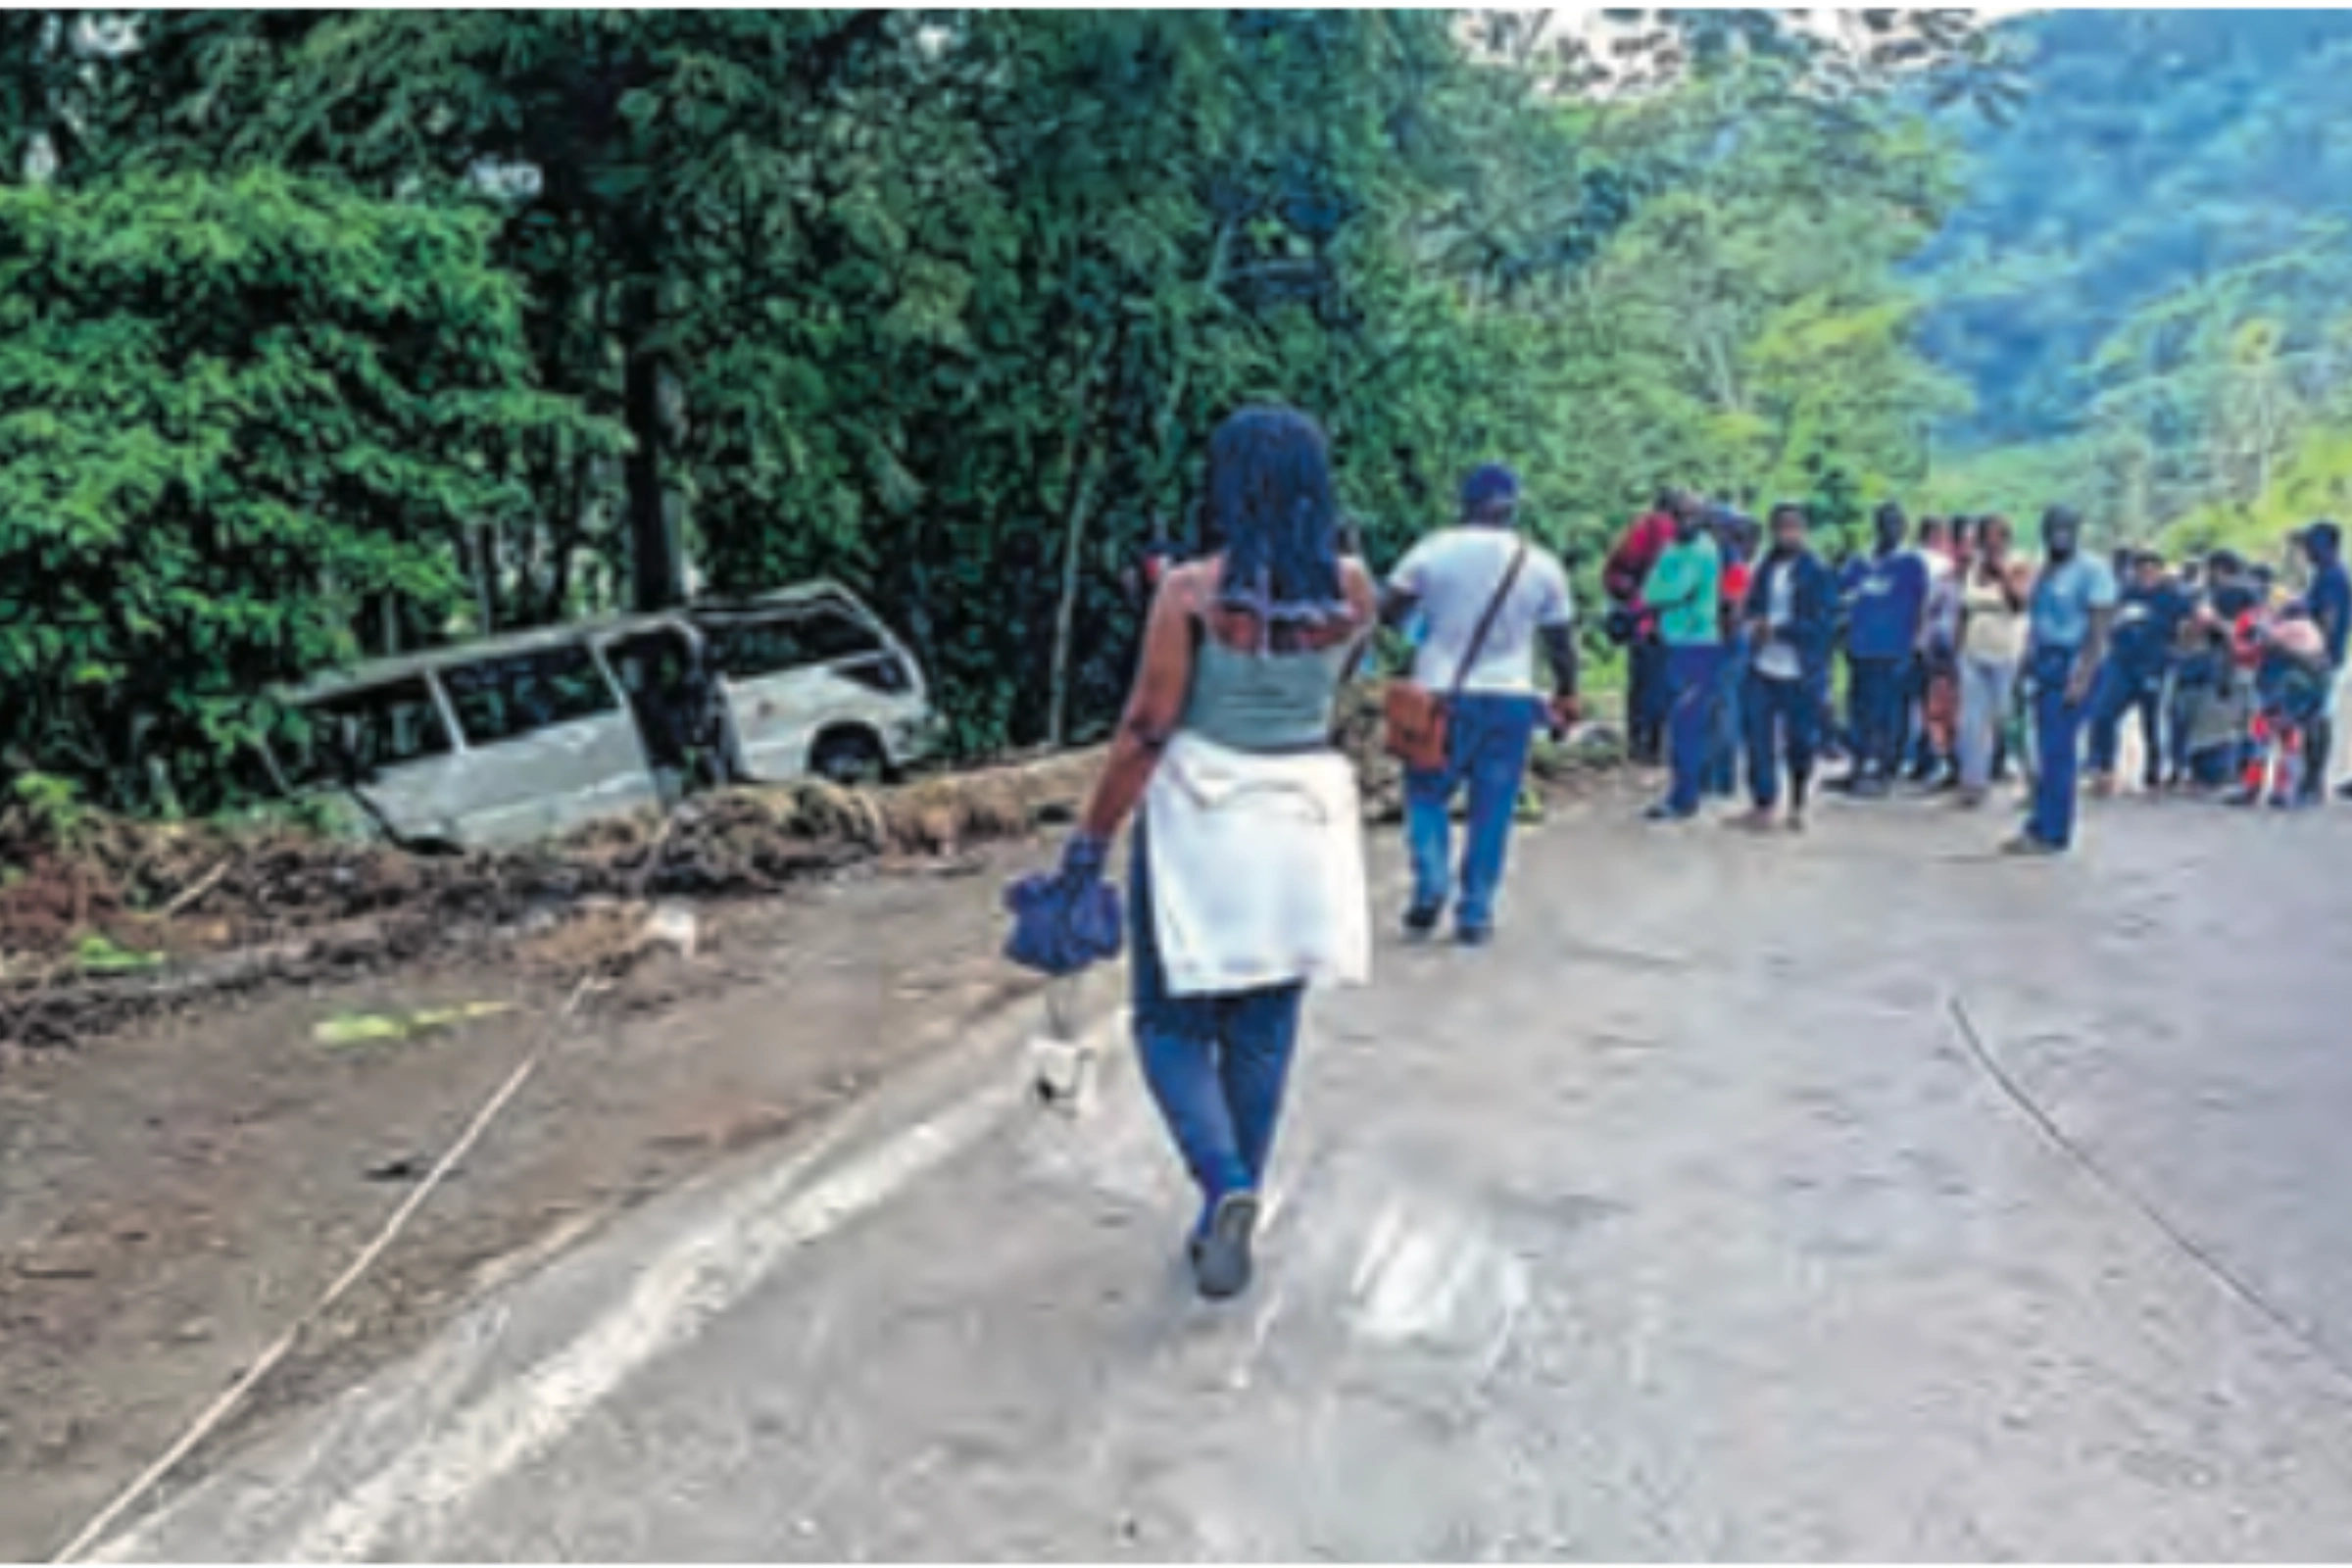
[1448,538,1531,702]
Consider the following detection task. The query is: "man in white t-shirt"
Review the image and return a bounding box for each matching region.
[1380,464,1578,947]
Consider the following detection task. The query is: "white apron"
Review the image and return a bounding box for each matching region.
[1143,731,1370,997]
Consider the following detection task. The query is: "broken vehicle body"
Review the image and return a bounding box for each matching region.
[259,582,938,850]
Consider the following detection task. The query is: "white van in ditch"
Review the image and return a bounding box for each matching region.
[263,583,937,849]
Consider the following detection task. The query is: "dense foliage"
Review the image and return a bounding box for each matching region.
[3,8,2026,809]
[1917,11,2352,551]
[0,169,617,812]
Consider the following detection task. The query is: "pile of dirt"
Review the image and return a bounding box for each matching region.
[1,710,1618,1054]
[0,749,1105,1054]
[0,854,126,957]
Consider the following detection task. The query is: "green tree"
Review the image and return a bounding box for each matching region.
[3,9,2013,785]
[0,168,618,810]
[118,9,922,615]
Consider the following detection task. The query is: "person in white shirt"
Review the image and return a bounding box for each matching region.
[1379,465,1579,946]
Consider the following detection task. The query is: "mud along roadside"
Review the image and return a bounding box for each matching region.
[0,847,1045,1561]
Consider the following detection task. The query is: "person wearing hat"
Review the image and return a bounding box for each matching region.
[1382,463,1579,946]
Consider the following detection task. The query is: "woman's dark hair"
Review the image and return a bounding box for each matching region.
[1206,405,1346,625]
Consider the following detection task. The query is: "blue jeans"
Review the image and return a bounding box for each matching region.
[1129,825,1303,1229]
[2086,661,2165,784]
[2027,644,2091,849]
[1847,655,1907,781]
[1744,668,1821,810]
[1405,691,1541,933]
[1628,635,1669,762]
[1664,644,1724,815]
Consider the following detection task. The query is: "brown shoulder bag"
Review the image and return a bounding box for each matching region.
[1383,539,1530,773]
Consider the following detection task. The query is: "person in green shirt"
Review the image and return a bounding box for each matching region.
[1641,508,1724,819]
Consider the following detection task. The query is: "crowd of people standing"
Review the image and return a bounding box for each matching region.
[1603,490,2352,854]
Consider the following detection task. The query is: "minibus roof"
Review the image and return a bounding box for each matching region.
[275,579,878,706]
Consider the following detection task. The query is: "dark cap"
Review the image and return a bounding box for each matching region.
[1461,464,1520,514]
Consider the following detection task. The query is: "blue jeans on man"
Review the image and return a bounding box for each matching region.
[1405,691,1542,938]
[1128,824,1302,1233]
[1744,668,1822,810]
[1661,643,1724,817]
[2026,643,2092,849]
[2087,659,2166,787]
[1846,654,1907,787]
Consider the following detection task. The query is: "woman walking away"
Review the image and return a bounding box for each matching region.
[1004,406,1375,1301]
[1736,503,1837,831]
[1956,514,2033,808]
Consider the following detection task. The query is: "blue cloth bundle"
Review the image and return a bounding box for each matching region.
[1003,834,1123,976]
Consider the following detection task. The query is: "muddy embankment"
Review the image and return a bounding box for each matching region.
[0,689,1622,1055]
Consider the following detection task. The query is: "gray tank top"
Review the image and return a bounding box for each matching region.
[1180,634,1352,754]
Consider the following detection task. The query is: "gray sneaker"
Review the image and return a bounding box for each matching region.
[1189,1191,1261,1301]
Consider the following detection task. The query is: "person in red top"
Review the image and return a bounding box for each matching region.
[1604,487,1689,764]
[1720,545,1755,619]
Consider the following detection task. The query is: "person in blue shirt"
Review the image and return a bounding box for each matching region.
[1838,502,1930,798]
[2290,520,2349,803]
[2008,506,2117,856]
[2085,549,2190,795]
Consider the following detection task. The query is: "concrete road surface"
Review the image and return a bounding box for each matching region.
[93,787,2352,1560]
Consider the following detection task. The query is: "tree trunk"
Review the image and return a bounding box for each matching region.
[544,450,590,622]
[619,265,680,613]
[1047,448,1108,752]
[1046,328,1121,751]
[469,523,499,633]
